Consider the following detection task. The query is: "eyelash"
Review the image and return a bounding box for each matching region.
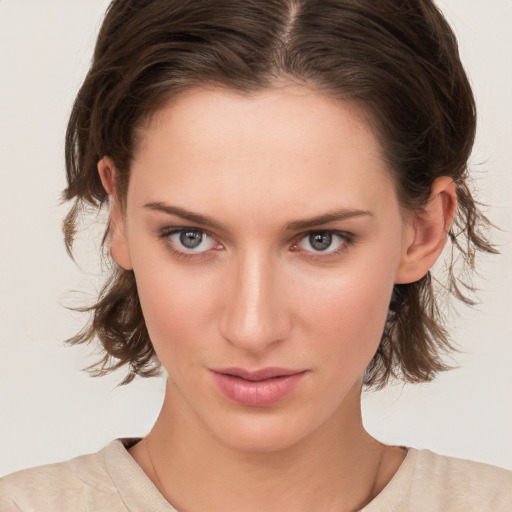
[158,227,355,262]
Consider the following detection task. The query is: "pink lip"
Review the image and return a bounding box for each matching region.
[210,367,307,407]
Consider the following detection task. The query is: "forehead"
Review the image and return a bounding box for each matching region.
[129,85,397,223]
[140,84,380,161]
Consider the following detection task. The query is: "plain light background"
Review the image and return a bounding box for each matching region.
[0,0,511,477]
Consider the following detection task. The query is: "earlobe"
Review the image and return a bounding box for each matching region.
[97,157,133,271]
[395,176,457,284]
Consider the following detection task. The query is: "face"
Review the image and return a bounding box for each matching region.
[113,85,412,452]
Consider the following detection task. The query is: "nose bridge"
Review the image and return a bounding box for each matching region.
[221,246,290,352]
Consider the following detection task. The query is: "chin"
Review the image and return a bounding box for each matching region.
[206,409,320,454]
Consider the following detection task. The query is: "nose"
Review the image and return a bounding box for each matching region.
[219,249,291,353]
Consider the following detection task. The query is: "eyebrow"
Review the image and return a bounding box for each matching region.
[143,202,373,231]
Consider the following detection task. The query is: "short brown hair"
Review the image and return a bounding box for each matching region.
[64,0,496,387]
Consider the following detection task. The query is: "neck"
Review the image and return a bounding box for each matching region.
[130,379,401,512]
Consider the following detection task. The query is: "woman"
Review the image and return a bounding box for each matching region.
[1,0,511,510]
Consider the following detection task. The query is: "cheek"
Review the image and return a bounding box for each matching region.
[298,258,396,367]
[129,226,401,376]
[132,262,219,362]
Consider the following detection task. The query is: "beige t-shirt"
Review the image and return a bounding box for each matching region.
[1,438,511,511]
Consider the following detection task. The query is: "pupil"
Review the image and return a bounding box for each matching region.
[310,233,332,251]
[180,230,203,249]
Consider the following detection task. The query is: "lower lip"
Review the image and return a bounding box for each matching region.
[211,371,306,407]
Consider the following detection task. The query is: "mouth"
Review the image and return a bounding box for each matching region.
[209,367,307,407]
[212,367,305,381]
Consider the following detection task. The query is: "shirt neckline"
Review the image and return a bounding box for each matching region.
[105,438,418,511]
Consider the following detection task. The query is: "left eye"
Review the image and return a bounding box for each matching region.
[165,228,217,253]
[298,232,347,253]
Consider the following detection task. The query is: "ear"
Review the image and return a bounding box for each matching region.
[395,176,457,284]
[98,157,133,271]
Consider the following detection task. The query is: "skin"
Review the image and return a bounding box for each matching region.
[99,84,456,511]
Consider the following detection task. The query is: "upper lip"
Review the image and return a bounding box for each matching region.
[211,367,305,381]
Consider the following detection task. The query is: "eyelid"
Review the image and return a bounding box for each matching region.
[159,226,216,241]
[298,231,348,249]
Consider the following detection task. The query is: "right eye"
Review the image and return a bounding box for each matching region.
[158,227,223,261]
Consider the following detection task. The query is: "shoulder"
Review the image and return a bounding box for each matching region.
[382,448,512,511]
[413,449,512,489]
[364,448,512,512]
[0,440,132,512]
